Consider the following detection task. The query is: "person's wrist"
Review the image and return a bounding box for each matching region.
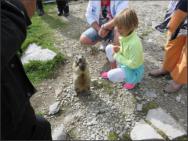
[101,24,111,31]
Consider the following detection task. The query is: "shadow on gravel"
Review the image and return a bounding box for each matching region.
[41,13,87,40]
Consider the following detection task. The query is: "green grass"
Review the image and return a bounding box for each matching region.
[24,53,64,84]
[122,132,132,141]
[21,3,66,84]
[142,101,159,114]
[36,111,45,116]
[173,135,188,141]
[107,131,119,140]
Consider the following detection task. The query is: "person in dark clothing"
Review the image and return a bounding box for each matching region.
[1,0,52,139]
[36,0,45,16]
[56,0,69,16]
[36,0,69,16]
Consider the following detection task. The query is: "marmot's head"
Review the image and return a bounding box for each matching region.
[74,55,87,71]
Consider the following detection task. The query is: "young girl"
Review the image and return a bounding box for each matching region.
[101,8,144,90]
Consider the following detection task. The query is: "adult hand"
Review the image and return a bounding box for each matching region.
[98,27,110,38]
[113,46,120,53]
[20,0,36,17]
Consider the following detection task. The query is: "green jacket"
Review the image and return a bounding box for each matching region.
[114,31,144,69]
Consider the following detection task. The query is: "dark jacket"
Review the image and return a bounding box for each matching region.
[1,0,38,139]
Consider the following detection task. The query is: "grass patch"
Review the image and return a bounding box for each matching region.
[108,131,119,140]
[67,127,77,140]
[92,80,114,95]
[22,11,64,52]
[36,111,45,116]
[21,3,66,84]
[142,101,159,114]
[173,135,188,141]
[121,132,132,141]
[24,53,64,84]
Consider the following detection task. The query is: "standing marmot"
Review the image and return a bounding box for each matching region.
[72,55,91,96]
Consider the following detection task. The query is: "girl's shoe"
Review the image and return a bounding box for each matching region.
[100,71,108,79]
[123,83,135,90]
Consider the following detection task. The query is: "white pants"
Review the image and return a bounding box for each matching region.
[105,44,126,83]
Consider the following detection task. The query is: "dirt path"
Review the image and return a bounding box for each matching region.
[30,1,187,140]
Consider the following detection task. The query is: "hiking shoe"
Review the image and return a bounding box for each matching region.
[123,83,135,90]
[100,71,108,79]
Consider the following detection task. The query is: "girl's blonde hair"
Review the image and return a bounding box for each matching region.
[114,8,138,32]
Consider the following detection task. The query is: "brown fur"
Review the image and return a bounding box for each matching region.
[72,55,91,96]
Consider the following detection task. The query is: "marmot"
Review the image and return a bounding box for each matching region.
[72,55,91,96]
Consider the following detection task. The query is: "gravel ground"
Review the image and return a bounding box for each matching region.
[30,1,187,140]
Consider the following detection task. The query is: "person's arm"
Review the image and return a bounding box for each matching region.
[103,0,129,30]
[99,0,129,40]
[167,0,187,40]
[85,1,98,25]
[98,19,114,38]
[115,0,129,15]
[91,21,101,32]
[102,19,115,31]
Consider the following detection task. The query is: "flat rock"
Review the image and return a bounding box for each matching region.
[21,43,56,64]
[146,108,186,140]
[130,119,163,140]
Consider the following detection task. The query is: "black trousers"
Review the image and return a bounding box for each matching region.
[56,0,69,14]
[31,116,52,140]
[2,101,52,140]
[36,0,43,10]
[36,0,69,14]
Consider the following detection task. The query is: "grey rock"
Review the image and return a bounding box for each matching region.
[130,119,163,140]
[49,101,61,115]
[21,43,57,64]
[175,95,181,103]
[146,108,186,140]
[136,104,143,111]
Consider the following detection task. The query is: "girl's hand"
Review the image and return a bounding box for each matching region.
[113,46,120,53]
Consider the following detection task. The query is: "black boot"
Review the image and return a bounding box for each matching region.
[36,0,44,16]
[63,0,69,17]
[56,0,63,16]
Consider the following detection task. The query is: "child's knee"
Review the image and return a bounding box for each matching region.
[105,44,114,62]
[108,69,125,83]
[105,44,113,54]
